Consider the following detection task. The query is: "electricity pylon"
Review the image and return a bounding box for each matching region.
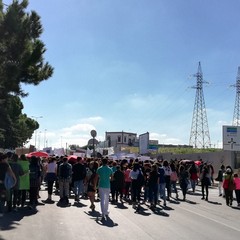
[232,66,240,126]
[189,62,211,148]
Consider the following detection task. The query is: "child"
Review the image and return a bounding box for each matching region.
[233,173,240,207]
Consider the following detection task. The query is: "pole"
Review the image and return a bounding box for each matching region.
[31,116,43,148]
[44,129,47,148]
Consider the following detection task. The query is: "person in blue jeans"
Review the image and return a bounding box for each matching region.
[72,157,86,202]
[148,164,159,209]
[96,158,113,220]
[158,164,167,207]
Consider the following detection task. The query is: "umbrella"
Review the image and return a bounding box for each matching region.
[26,151,49,158]
[67,155,78,164]
[180,159,194,164]
[194,160,202,166]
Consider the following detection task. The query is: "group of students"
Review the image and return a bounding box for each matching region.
[1,152,240,219]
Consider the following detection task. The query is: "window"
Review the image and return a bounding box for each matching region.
[124,136,127,143]
[107,136,111,147]
[117,136,121,143]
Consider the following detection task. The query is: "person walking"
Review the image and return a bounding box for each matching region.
[170,161,178,199]
[112,165,125,203]
[233,173,240,207]
[58,157,72,205]
[44,157,57,203]
[28,156,42,209]
[72,157,86,202]
[87,161,98,211]
[178,165,189,201]
[215,165,225,197]
[148,164,159,209]
[0,153,16,216]
[223,167,235,206]
[8,154,24,211]
[130,162,144,208]
[96,158,113,220]
[158,163,167,206]
[200,164,211,201]
[189,162,198,193]
[162,160,172,200]
[123,164,132,200]
[18,154,30,208]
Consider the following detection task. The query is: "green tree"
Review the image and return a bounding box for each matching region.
[0,0,54,148]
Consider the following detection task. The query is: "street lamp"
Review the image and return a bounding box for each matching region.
[38,131,42,150]
[31,116,43,148]
[44,129,47,148]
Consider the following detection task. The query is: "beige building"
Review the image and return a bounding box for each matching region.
[105,131,137,152]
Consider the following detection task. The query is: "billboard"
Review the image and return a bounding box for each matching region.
[139,132,149,155]
[222,126,240,151]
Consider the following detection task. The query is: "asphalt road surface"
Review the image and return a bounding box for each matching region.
[0,184,239,240]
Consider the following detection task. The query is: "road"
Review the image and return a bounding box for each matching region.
[0,185,239,240]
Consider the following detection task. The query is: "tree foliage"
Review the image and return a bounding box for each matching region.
[0,0,54,148]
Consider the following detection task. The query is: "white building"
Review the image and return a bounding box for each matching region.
[105,131,137,152]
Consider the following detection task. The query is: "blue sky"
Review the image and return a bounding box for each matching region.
[5,0,240,149]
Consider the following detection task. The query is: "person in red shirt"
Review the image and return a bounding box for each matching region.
[233,173,240,207]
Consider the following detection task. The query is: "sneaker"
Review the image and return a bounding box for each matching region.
[44,198,54,204]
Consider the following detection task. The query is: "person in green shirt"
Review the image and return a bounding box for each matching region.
[18,154,30,208]
[96,158,113,220]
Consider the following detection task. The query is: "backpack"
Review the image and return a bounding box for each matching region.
[137,171,145,186]
[4,172,15,190]
[59,163,71,179]
[29,165,39,180]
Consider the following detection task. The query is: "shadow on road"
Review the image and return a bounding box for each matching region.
[71,201,88,208]
[207,200,222,205]
[0,207,38,231]
[84,210,118,227]
[114,202,128,209]
[152,207,170,217]
[177,199,197,205]
[96,215,118,227]
[231,206,240,210]
[133,205,151,216]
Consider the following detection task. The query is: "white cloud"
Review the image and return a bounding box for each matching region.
[80,116,104,123]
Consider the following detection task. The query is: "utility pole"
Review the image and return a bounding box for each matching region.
[232,66,240,126]
[31,116,43,149]
[189,62,211,148]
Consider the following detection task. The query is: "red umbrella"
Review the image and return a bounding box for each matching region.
[67,155,78,164]
[26,151,49,158]
[194,160,202,166]
[180,159,194,164]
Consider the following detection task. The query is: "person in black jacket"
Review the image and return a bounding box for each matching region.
[112,165,125,203]
[72,157,86,202]
[29,156,42,209]
[215,165,225,196]
[200,165,211,201]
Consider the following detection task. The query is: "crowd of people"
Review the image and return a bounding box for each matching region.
[0,152,240,220]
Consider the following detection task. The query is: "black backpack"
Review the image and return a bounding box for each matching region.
[29,165,39,180]
[137,171,145,186]
[59,163,71,179]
